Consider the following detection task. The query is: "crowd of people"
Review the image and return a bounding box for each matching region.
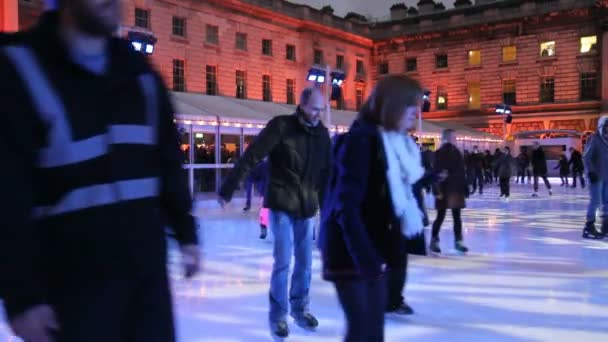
[1,1,607,341]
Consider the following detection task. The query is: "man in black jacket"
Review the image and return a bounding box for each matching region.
[531,142,553,197]
[219,88,331,338]
[0,2,199,342]
[467,146,485,195]
[569,147,586,188]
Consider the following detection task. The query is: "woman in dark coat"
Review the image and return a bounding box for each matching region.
[320,75,425,341]
[430,129,469,254]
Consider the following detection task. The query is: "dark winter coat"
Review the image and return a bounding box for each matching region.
[220,110,331,219]
[532,147,548,175]
[0,13,196,317]
[584,133,608,181]
[497,153,515,178]
[569,150,584,172]
[319,119,404,281]
[484,153,494,170]
[466,151,484,171]
[433,143,468,210]
[517,152,530,170]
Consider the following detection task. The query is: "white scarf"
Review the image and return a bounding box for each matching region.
[380,130,425,238]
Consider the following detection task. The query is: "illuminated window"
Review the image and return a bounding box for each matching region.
[503,80,516,105]
[468,82,480,109]
[540,41,555,57]
[502,45,517,62]
[436,86,448,110]
[468,50,481,66]
[580,36,597,54]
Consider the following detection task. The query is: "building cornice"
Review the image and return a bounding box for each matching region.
[194,0,374,48]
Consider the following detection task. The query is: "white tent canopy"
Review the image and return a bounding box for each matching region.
[170,92,501,142]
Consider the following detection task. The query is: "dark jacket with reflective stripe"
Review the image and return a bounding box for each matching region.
[0,13,197,318]
[220,111,331,219]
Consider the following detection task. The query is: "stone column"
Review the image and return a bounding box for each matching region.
[1,0,19,32]
[602,22,608,114]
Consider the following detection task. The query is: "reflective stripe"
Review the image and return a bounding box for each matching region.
[33,178,159,218]
[39,125,157,167]
[108,125,156,145]
[3,46,73,145]
[2,46,160,168]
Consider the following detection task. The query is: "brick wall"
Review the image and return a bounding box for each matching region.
[122,0,373,110]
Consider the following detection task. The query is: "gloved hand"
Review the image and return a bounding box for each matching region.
[589,172,599,184]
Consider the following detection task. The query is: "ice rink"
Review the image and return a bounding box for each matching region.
[2,181,608,341]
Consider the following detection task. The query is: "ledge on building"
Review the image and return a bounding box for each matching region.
[170,36,189,44]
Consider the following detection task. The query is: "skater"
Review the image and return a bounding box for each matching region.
[569,147,585,189]
[484,150,494,184]
[0,3,201,341]
[582,116,608,239]
[555,154,570,186]
[497,147,515,199]
[430,129,469,254]
[531,142,553,197]
[493,148,503,184]
[516,148,531,184]
[421,144,435,193]
[219,88,331,338]
[320,75,425,342]
[467,146,485,195]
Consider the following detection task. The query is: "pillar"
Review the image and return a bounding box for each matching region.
[1,0,19,32]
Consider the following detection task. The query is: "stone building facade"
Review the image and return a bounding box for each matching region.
[2,0,608,136]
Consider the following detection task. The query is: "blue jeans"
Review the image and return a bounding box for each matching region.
[269,210,314,323]
[586,180,608,222]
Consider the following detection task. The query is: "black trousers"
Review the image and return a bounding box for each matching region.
[469,169,484,194]
[334,276,386,342]
[571,170,585,188]
[560,174,569,186]
[516,168,531,183]
[484,169,493,184]
[533,173,552,192]
[386,252,408,310]
[499,177,511,197]
[51,267,175,342]
[432,208,463,241]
